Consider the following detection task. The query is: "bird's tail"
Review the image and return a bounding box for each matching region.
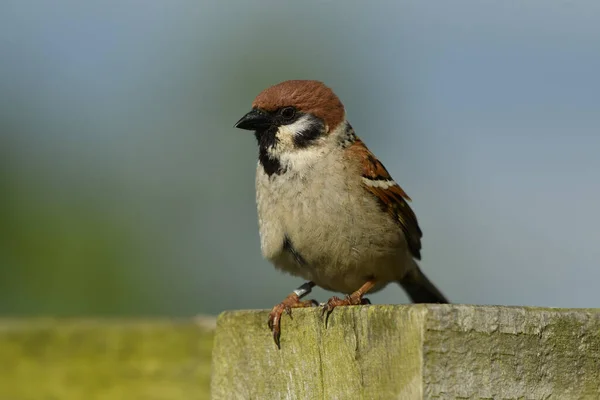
[398,263,449,304]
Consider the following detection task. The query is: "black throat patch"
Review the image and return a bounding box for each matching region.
[255,127,284,176]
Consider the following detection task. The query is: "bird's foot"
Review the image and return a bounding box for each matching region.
[268,293,318,349]
[321,292,371,325]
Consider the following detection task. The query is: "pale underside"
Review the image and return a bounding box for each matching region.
[255,123,415,294]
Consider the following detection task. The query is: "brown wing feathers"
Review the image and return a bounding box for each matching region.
[349,139,423,259]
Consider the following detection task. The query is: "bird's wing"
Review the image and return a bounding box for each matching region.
[347,137,423,259]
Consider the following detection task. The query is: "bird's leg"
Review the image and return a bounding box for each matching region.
[268,281,318,348]
[322,280,375,323]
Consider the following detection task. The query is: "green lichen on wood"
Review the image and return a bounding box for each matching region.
[212,305,600,400]
[212,305,429,399]
[0,318,214,400]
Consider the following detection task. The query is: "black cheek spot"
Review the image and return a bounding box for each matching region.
[293,120,325,148]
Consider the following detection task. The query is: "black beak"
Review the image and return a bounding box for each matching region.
[234,109,272,130]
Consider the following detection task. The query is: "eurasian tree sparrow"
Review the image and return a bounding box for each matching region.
[235,80,448,348]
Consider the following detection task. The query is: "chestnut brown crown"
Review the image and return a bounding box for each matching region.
[252,80,345,133]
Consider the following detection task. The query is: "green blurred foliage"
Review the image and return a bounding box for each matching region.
[1,1,598,318]
[0,131,142,315]
[0,319,213,399]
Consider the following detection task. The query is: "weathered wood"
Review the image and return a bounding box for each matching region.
[211,305,600,399]
[0,318,215,400]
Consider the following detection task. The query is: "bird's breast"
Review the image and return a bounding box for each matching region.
[255,151,406,291]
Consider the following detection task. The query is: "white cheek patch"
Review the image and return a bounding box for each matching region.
[278,115,315,139]
[268,115,319,157]
[265,114,332,173]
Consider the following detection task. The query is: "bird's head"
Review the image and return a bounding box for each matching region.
[235,80,348,175]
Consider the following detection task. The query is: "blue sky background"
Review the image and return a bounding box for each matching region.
[1,1,599,315]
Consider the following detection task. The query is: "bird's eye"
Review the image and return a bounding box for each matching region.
[280,107,296,120]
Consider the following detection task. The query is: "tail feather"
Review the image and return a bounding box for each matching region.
[399,265,448,304]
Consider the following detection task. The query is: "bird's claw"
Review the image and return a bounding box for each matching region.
[321,294,370,326]
[267,295,318,349]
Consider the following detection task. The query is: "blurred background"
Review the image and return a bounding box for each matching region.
[1,1,599,317]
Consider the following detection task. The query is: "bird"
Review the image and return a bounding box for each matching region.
[234,80,448,348]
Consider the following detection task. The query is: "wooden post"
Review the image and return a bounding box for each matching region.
[211,305,600,399]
